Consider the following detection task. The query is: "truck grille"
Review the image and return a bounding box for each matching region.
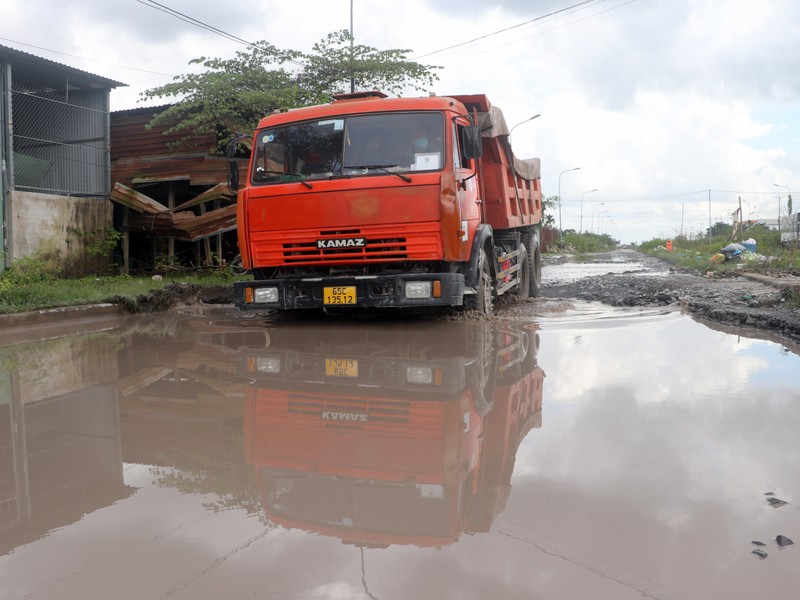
[250,222,442,266]
[288,394,410,427]
[254,390,445,436]
[283,237,407,263]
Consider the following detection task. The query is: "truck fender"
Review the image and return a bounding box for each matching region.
[465,224,495,289]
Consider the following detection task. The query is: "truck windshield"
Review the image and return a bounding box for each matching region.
[251,112,444,184]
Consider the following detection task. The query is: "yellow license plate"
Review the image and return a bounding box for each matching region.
[325,358,358,378]
[323,286,356,305]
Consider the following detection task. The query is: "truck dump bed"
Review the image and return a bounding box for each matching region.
[450,94,543,231]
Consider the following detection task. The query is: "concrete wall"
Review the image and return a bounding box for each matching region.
[10,191,113,276]
[8,336,119,406]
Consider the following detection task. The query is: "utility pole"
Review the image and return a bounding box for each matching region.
[680,202,684,238]
[350,0,355,93]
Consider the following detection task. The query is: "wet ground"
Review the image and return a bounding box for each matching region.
[1,257,800,599]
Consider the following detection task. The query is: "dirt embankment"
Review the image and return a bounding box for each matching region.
[110,283,233,313]
[540,251,800,347]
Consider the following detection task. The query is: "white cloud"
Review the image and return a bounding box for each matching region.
[3,0,799,242]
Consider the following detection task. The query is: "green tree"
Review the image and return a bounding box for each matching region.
[542,195,558,229]
[706,221,732,239]
[140,30,439,153]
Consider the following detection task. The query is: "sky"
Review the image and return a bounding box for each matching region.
[3,0,800,243]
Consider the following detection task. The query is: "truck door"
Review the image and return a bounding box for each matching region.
[454,122,480,260]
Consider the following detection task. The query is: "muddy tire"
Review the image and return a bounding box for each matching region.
[515,244,531,298]
[465,248,494,314]
[523,230,542,297]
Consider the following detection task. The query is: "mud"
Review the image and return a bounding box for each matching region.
[121,252,800,346]
[111,282,233,313]
[539,250,800,347]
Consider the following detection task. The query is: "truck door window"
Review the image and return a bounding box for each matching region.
[252,120,345,184]
[452,123,462,170]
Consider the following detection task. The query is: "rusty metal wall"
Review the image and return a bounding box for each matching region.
[11,82,109,197]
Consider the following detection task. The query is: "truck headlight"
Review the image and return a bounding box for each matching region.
[256,357,281,374]
[406,366,433,384]
[254,287,279,303]
[405,281,432,299]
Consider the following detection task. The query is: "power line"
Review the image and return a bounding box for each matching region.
[135,0,307,67]
[135,0,254,48]
[413,0,604,60]
[0,36,173,77]
[419,0,640,64]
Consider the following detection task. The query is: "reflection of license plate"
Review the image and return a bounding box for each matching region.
[324,286,356,305]
[325,358,358,377]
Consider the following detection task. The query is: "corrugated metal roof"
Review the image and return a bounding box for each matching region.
[0,43,126,90]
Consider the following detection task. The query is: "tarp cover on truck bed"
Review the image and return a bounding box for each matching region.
[477,105,541,182]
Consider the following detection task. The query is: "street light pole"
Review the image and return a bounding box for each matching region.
[774,183,790,231]
[591,202,606,233]
[558,167,581,250]
[579,188,598,233]
[509,114,541,137]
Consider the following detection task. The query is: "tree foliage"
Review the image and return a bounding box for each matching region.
[542,195,558,229]
[140,30,439,153]
[706,221,733,239]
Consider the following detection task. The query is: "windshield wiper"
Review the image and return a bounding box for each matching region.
[256,169,313,189]
[345,164,412,183]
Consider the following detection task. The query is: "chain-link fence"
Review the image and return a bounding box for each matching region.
[11,83,109,197]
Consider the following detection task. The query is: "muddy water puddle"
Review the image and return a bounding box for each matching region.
[1,305,798,599]
[543,252,670,286]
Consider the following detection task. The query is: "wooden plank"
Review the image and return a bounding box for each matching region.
[170,182,234,213]
[108,182,168,214]
[201,204,212,264]
[122,207,130,275]
[117,367,173,397]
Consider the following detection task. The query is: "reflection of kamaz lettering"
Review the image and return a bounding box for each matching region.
[316,238,367,249]
[321,411,369,422]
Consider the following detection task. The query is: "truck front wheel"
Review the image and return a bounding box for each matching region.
[465,248,494,314]
[516,244,531,299]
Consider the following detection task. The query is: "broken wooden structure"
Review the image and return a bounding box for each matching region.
[109,182,237,271]
[109,106,245,273]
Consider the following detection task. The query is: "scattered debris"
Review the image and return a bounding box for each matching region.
[776,535,794,548]
[720,243,746,261]
[767,497,789,508]
[752,548,768,559]
[751,540,767,546]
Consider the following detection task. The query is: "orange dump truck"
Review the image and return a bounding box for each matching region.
[241,321,544,547]
[231,92,543,313]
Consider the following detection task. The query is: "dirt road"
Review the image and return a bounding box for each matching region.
[104,249,799,349]
[537,249,800,349]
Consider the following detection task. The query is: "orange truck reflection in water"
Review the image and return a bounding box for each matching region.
[242,321,544,548]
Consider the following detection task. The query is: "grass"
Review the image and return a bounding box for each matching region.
[636,223,800,274]
[0,271,244,314]
[557,231,619,253]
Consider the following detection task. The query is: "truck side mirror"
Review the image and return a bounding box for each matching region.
[461,125,483,159]
[228,160,240,192]
[226,133,250,192]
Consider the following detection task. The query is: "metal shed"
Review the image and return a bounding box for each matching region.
[0,44,124,274]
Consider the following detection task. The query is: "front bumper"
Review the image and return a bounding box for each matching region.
[234,272,465,310]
